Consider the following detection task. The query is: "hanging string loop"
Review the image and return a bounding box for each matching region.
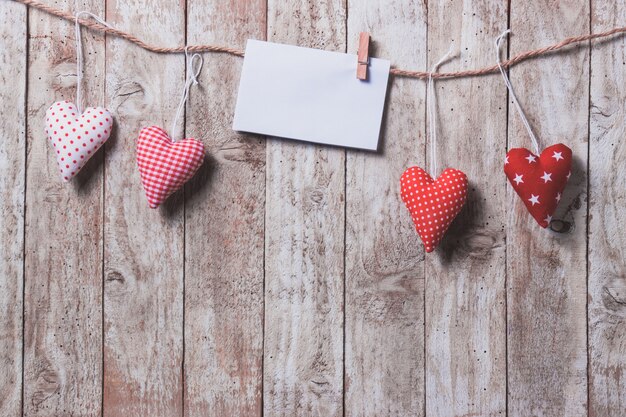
[75,11,112,113]
[495,30,541,154]
[427,46,455,177]
[170,47,204,141]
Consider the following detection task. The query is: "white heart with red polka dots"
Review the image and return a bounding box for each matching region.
[44,101,113,182]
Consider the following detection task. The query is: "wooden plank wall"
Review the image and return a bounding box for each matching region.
[184,0,266,416]
[426,2,508,416]
[345,1,426,416]
[0,1,25,416]
[103,0,185,415]
[507,2,589,416]
[24,1,105,415]
[0,0,625,416]
[264,2,346,416]
[589,2,626,416]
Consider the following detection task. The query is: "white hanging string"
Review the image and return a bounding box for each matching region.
[495,29,540,154]
[170,48,203,141]
[427,46,455,177]
[75,11,112,114]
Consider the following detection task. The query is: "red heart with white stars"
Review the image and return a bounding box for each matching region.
[45,101,113,182]
[400,167,468,253]
[504,143,572,228]
[137,126,205,208]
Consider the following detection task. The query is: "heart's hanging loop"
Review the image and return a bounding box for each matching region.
[170,47,204,141]
[75,11,112,114]
[495,30,540,155]
[427,46,455,177]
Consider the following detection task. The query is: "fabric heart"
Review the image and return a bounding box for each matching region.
[504,143,572,228]
[136,126,205,208]
[44,101,113,182]
[400,167,468,252]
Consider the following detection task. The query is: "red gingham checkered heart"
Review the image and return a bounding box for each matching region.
[400,167,468,253]
[136,126,205,208]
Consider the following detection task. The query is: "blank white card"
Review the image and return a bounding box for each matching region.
[233,40,390,151]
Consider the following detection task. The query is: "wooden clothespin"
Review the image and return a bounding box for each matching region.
[357,32,370,80]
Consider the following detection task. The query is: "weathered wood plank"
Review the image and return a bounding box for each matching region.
[424,2,508,416]
[264,1,346,416]
[0,1,26,416]
[183,0,266,416]
[23,0,105,415]
[103,1,185,415]
[589,1,626,415]
[344,2,427,416]
[507,1,589,415]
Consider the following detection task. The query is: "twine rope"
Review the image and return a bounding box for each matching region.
[495,30,540,154]
[13,0,626,79]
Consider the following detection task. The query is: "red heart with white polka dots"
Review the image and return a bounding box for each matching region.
[45,101,113,182]
[400,167,468,253]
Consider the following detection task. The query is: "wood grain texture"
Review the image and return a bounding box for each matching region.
[589,1,626,415]
[23,0,105,415]
[103,1,185,415]
[8,1,626,416]
[0,1,26,416]
[507,1,589,416]
[425,2,508,416]
[344,1,427,416]
[184,0,266,416]
[264,1,346,416]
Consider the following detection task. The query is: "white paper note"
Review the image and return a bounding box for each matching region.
[233,39,390,151]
